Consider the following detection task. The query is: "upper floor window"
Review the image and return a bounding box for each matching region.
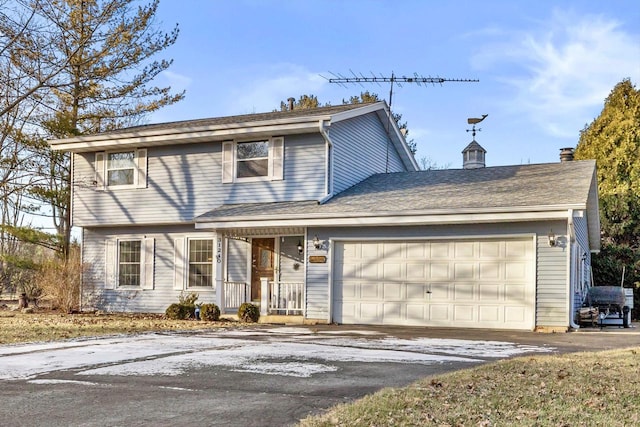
[95,148,147,190]
[237,141,269,178]
[222,137,283,183]
[108,152,136,186]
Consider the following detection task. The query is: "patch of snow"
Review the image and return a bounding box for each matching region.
[231,362,338,377]
[28,379,104,386]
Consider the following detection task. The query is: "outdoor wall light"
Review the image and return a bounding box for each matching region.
[548,230,556,247]
[313,235,322,250]
[297,240,304,255]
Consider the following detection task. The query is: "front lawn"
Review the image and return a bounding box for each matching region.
[298,347,640,426]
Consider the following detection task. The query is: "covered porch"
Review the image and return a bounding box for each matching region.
[214,227,307,317]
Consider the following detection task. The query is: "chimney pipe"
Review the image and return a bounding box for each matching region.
[287,97,295,111]
[559,147,574,162]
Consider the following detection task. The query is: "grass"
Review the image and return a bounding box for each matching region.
[298,347,640,427]
[0,309,235,344]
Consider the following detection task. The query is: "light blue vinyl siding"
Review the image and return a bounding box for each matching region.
[330,112,408,195]
[279,236,305,283]
[82,225,216,313]
[305,221,569,328]
[226,238,249,283]
[72,134,326,226]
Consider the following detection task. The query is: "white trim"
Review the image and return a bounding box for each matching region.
[50,122,319,152]
[196,209,575,229]
[185,237,216,290]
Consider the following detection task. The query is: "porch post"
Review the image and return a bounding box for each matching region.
[260,277,269,315]
[215,236,225,310]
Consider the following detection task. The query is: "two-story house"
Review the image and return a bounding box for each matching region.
[49,101,600,331]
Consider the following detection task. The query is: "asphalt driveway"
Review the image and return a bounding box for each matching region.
[0,324,638,426]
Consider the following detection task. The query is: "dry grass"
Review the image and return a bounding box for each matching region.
[299,347,640,427]
[0,309,236,344]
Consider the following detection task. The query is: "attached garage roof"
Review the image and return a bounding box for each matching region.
[195,160,599,249]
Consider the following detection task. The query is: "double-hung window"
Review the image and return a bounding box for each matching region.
[107,152,136,186]
[95,148,147,190]
[187,239,214,288]
[221,137,283,183]
[105,237,154,290]
[118,240,141,287]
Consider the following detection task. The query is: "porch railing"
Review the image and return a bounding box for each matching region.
[223,281,250,311]
[268,281,304,315]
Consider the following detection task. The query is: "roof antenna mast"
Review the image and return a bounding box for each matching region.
[323,71,479,172]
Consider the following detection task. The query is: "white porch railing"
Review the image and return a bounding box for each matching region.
[223,281,250,311]
[267,281,304,315]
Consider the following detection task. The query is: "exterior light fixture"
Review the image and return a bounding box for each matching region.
[313,235,322,250]
[548,230,556,247]
[297,240,304,255]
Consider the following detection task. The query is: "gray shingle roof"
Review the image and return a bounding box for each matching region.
[195,160,597,221]
[97,103,372,136]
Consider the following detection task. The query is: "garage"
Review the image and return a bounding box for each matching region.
[332,238,535,330]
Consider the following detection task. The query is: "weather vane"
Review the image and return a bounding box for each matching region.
[466,114,488,139]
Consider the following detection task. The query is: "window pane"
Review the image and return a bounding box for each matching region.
[237,141,268,160]
[237,159,268,178]
[118,240,141,287]
[188,239,213,287]
[108,152,135,169]
[108,169,134,186]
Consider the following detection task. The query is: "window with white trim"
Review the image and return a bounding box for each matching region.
[107,151,136,186]
[105,237,154,290]
[95,148,147,190]
[118,240,141,287]
[188,239,214,287]
[221,137,283,183]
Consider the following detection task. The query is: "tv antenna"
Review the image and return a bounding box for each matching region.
[323,71,479,111]
[323,71,479,171]
[466,114,488,139]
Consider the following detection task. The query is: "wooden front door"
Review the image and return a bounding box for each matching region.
[251,238,275,301]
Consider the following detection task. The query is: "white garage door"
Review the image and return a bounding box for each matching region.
[332,239,535,330]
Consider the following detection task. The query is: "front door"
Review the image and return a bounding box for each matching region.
[251,238,275,301]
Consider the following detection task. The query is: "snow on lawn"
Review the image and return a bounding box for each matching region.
[0,328,554,381]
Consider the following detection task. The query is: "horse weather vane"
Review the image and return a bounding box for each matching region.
[466,114,488,139]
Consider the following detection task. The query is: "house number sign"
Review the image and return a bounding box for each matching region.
[216,237,222,263]
[308,255,327,263]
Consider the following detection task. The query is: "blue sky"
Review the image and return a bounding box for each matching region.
[150,0,640,168]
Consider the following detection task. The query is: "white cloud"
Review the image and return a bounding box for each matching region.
[471,10,640,138]
[161,70,193,90]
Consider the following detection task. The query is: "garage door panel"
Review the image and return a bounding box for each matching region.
[479,283,501,300]
[333,239,534,330]
[361,282,380,299]
[383,282,402,299]
[429,304,450,321]
[407,283,428,300]
[455,241,475,257]
[479,305,500,322]
[479,262,501,280]
[383,263,402,280]
[454,283,475,300]
[454,263,475,279]
[430,263,450,279]
[453,305,475,321]
[430,242,450,258]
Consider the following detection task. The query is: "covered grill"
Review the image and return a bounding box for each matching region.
[582,286,630,328]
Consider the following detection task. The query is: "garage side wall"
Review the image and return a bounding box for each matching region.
[306,221,569,328]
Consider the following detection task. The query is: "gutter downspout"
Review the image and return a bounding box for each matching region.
[318,120,333,204]
[567,208,580,330]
